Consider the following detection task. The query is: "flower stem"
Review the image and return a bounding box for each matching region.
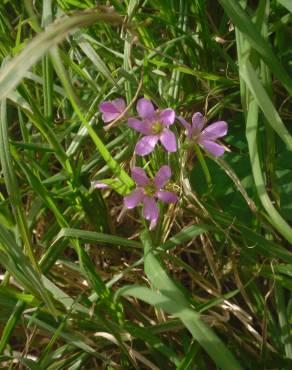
[194,144,212,191]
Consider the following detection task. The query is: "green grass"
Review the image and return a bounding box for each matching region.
[0,0,291,369]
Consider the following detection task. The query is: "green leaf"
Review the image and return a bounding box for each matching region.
[136,231,242,370]
[277,0,292,13]
[159,224,213,251]
[51,228,142,249]
[117,285,242,370]
[92,178,131,196]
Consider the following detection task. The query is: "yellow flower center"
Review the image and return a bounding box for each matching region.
[152,121,163,134]
[144,182,157,197]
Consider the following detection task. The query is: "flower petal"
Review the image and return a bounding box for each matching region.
[124,188,144,209]
[157,191,178,204]
[91,181,110,189]
[112,98,126,112]
[131,167,149,186]
[159,108,175,126]
[135,135,159,156]
[199,139,225,157]
[191,112,205,132]
[201,121,228,140]
[99,101,119,114]
[177,116,192,138]
[99,103,119,122]
[160,128,177,152]
[143,196,159,225]
[99,98,125,122]
[154,165,171,188]
[127,118,152,135]
[177,116,191,130]
[137,98,155,118]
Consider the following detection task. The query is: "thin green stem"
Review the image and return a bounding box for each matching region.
[194,144,212,191]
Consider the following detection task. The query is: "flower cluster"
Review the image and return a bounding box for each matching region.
[98,97,228,228]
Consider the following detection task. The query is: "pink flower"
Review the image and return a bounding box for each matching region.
[99,98,126,122]
[124,166,178,229]
[179,112,228,157]
[127,98,177,156]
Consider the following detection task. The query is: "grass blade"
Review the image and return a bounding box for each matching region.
[0,10,123,100]
[245,95,292,243]
[277,0,292,13]
[117,285,242,370]
[240,60,292,150]
[139,231,242,370]
[0,224,56,316]
[218,0,292,94]
[274,283,292,358]
[76,33,117,86]
[51,228,142,249]
[0,99,40,271]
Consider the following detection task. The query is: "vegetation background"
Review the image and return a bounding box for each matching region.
[0,0,291,369]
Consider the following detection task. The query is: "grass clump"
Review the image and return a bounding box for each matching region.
[0,1,291,369]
